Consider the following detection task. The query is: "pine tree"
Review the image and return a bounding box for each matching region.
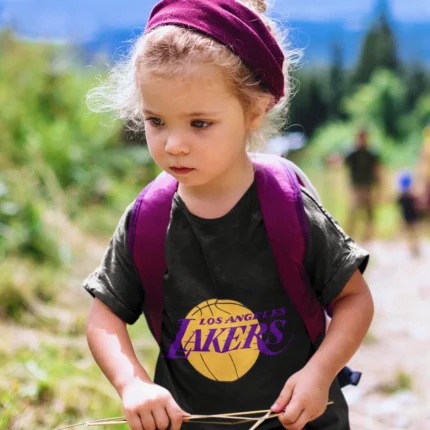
[328,41,346,119]
[404,64,429,111]
[287,70,329,137]
[353,9,399,86]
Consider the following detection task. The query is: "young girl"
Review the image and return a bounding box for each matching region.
[84,1,374,429]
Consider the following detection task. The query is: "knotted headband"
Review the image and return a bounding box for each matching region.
[145,0,285,101]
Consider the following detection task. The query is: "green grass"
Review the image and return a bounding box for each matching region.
[0,343,127,430]
[0,260,64,322]
[0,253,159,429]
[374,370,413,395]
[0,323,160,430]
[0,278,30,322]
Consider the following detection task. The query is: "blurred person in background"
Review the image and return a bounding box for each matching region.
[416,123,430,220]
[396,171,421,257]
[344,128,382,241]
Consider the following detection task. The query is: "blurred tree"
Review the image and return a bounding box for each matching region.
[353,12,400,86]
[328,41,346,120]
[344,70,406,139]
[414,94,430,130]
[404,64,430,111]
[287,70,330,137]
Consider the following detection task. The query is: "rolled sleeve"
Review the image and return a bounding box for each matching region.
[302,188,370,305]
[320,247,369,305]
[84,272,141,325]
[82,201,144,324]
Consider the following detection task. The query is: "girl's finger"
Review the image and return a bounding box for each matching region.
[272,380,294,412]
[285,409,310,430]
[280,402,304,427]
[125,413,144,430]
[152,407,170,430]
[166,400,185,430]
[139,411,156,430]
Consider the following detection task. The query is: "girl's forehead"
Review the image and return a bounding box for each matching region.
[138,66,235,110]
[138,64,230,93]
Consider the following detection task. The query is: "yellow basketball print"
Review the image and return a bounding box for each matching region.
[181,299,261,382]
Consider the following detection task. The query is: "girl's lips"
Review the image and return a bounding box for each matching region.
[170,167,195,175]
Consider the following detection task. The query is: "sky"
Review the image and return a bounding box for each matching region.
[1,0,430,42]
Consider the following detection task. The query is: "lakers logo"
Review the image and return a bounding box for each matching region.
[181,299,259,381]
[165,299,292,382]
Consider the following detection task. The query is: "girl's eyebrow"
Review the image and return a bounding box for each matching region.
[184,111,221,117]
[143,109,160,116]
[143,109,220,117]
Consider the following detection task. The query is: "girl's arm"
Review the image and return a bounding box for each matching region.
[272,269,374,430]
[306,269,374,383]
[86,298,186,430]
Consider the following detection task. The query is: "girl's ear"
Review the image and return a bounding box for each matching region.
[248,95,273,131]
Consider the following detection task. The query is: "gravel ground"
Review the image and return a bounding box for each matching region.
[346,240,430,430]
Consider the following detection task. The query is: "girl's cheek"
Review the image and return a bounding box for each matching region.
[145,129,164,145]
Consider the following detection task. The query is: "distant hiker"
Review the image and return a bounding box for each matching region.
[396,171,421,257]
[344,128,382,241]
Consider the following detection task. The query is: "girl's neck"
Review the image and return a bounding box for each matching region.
[177,153,255,219]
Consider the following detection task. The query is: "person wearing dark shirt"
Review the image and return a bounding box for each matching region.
[397,172,421,257]
[344,129,381,241]
[416,124,430,220]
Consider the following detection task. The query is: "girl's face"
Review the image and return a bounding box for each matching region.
[139,65,254,189]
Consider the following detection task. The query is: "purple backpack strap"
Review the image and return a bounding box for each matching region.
[128,173,178,345]
[254,158,325,347]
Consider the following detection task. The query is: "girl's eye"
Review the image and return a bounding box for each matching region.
[192,120,212,129]
[147,117,164,127]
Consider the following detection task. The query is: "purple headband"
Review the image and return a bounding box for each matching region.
[145,0,285,101]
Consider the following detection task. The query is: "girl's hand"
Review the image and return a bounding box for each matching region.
[271,367,331,430]
[120,378,187,430]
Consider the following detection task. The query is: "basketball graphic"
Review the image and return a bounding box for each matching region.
[181,299,260,382]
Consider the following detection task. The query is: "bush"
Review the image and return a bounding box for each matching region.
[0,271,30,322]
[0,178,63,264]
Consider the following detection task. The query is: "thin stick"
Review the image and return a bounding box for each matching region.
[188,416,257,422]
[84,409,278,427]
[54,416,128,429]
[55,402,335,429]
[248,410,272,430]
[88,415,267,427]
[86,417,126,422]
[192,402,332,419]
[54,423,89,430]
[189,409,273,419]
[248,401,335,430]
[87,416,258,427]
[181,419,256,426]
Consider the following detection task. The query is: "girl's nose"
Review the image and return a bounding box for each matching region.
[165,133,190,155]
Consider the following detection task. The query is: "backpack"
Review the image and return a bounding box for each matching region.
[127,153,361,388]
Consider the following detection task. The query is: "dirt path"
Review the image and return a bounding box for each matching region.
[347,240,430,430]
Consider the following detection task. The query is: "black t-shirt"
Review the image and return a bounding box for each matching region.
[345,148,380,186]
[397,193,420,224]
[84,182,368,430]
